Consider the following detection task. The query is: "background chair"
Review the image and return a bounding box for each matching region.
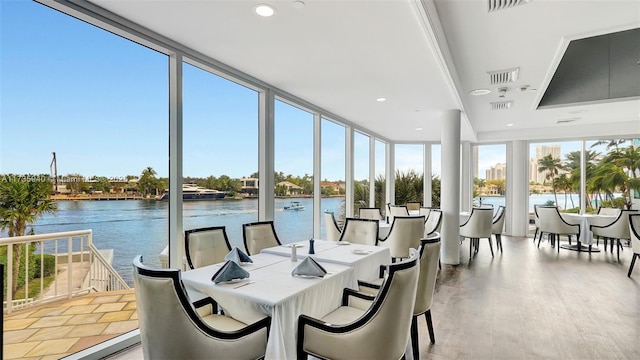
[242,221,282,255]
[406,202,421,211]
[597,207,622,216]
[492,206,506,252]
[388,204,410,224]
[536,206,579,252]
[338,218,379,246]
[424,209,443,236]
[360,235,441,359]
[185,226,232,270]
[590,209,637,261]
[324,211,341,241]
[628,214,640,277]
[297,249,419,360]
[459,207,494,260]
[378,216,425,260]
[132,255,270,360]
[358,207,383,220]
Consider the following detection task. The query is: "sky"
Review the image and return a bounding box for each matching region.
[0,1,613,182]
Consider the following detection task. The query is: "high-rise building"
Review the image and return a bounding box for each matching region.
[486,163,506,181]
[533,145,561,184]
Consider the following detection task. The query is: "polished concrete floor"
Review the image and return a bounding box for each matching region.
[108,235,640,360]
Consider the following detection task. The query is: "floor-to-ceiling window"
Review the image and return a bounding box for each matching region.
[320,118,346,238]
[182,62,259,248]
[354,131,370,214]
[394,144,424,205]
[431,144,442,207]
[375,139,387,210]
[474,144,507,212]
[274,100,314,242]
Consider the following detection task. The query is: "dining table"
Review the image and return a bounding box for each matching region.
[181,242,390,360]
[559,213,617,252]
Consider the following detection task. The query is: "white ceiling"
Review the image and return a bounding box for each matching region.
[86,0,640,143]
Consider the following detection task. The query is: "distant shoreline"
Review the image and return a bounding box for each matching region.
[50,194,344,201]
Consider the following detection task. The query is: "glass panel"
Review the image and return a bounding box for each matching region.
[320,119,345,239]
[394,144,424,206]
[585,138,639,211]
[354,131,370,215]
[182,63,259,248]
[474,144,507,212]
[375,139,387,211]
[274,100,314,243]
[431,144,442,208]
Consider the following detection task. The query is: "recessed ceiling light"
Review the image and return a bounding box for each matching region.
[415,127,423,131]
[470,89,491,96]
[506,123,514,127]
[292,1,305,9]
[376,97,387,102]
[255,4,276,17]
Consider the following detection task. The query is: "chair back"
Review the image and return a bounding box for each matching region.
[414,233,441,316]
[537,206,579,235]
[424,209,442,236]
[380,216,425,258]
[406,202,421,211]
[358,207,383,220]
[598,207,622,216]
[492,206,506,235]
[419,207,432,219]
[591,209,638,240]
[132,256,269,359]
[185,226,232,269]
[388,205,409,224]
[459,207,493,238]
[324,211,341,241]
[629,214,640,254]
[338,218,379,245]
[243,221,282,255]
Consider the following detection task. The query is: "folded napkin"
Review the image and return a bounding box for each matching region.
[224,247,253,265]
[291,256,327,278]
[211,260,250,284]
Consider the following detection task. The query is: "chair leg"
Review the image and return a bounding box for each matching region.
[425,310,435,344]
[411,316,419,360]
[557,235,561,253]
[616,240,621,262]
[628,254,638,277]
[568,235,572,246]
[488,237,494,257]
[469,238,472,260]
[496,234,502,252]
[533,228,538,244]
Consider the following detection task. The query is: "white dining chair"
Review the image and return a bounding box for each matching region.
[184,226,232,269]
[242,221,282,255]
[357,207,383,221]
[628,214,640,277]
[424,209,443,236]
[338,218,379,246]
[492,206,506,252]
[459,207,494,261]
[388,204,410,224]
[297,249,419,360]
[377,216,425,260]
[132,255,271,360]
[324,211,341,241]
[536,206,580,252]
[590,209,637,261]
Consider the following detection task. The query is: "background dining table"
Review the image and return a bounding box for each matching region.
[560,213,617,251]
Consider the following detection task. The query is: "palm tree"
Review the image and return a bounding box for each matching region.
[538,154,563,207]
[0,175,57,293]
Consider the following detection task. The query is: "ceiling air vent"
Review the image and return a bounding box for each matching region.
[556,118,579,124]
[488,67,520,85]
[490,101,513,110]
[488,0,531,12]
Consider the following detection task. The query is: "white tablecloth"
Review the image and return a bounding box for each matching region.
[260,240,391,282]
[560,213,616,245]
[181,253,359,360]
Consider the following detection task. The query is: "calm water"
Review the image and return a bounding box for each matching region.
[17,197,344,285]
[3,194,579,285]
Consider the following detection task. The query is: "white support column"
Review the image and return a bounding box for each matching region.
[441,110,461,265]
[168,52,183,269]
[460,141,472,212]
[507,140,528,236]
[259,89,275,221]
[424,144,432,207]
[369,137,376,207]
[345,125,354,217]
[313,113,322,238]
[386,143,395,205]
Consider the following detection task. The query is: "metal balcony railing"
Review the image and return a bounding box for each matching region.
[1,229,129,313]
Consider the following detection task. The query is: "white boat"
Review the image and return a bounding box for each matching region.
[283,201,305,211]
[159,184,226,201]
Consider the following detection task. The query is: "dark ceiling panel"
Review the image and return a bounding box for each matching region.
[539,28,640,108]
